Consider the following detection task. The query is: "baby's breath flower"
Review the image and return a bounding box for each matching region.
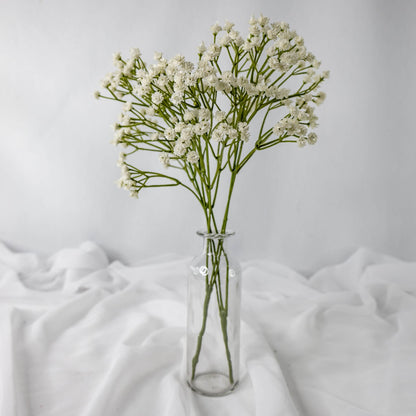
[171,91,184,105]
[93,91,100,99]
[121,164,130,179]
[110,73,121,90]
[212,123,227,142]
[130,48,141,60]
[250,36,261,47]
[180,126,193,142]
[280,21,290,31]
[174,122,186,133]
[101,75,111,89]
[151,92,164,105]
[238,122,249,142]
[228,126,238,140]
[308,113,319,128]
[314,91,326,105]
[267,27,279,40]
[112,52,122,65]
[155,75,168,89]
[298,125,308,136]
[116,178,124,188]
[296,94,312,106]
[133,85,148,97]
[297,137,307,147]
[117,152,126,167]
[239,79,259,97]
[242,40,253,52]
[307,132,318,145]
[223,21,235,32]
[272,121,284,136]
[312,59,321,69]
[256,78,268,92]
[312,73,322,83]
[258,14,269,27]
[186,150,199,164]
[184,110,196,122]
[204,74,218,87]
[248,24,261,37]
[194,120,210,135]
[174,142,187,157]
[233,35,244,48]
[164,127,176,140]
[119,112,130,125]
[211,23,222,35]
[303,68,315,84]
[278,38,290,50]
[159,152,170,168]
[228,29,238,40]
[212,122,238,142]
[288,29,298,39]
[123,101,133,112]
[185,73,197,87]
[216,79,230,93]
[219,34,232,47]
[294,36,304,46]
[214,111,226,122]
[204,44,221,61]
[198,108,211,121]
[222,71,236,86]
[197,42,207,55]
[266,45,277,57]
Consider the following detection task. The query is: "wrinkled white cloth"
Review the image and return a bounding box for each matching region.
[0,242,415,416]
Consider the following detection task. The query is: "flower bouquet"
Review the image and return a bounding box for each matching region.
[97,14,328,396]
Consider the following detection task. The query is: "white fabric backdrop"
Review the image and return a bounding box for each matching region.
[1,0,416,271]
[1,241,415,415]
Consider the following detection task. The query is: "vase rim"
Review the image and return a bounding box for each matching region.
[196,230,235,239]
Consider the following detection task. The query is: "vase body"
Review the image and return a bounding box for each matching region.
[186,231,241,396]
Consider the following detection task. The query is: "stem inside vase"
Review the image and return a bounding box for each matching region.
[186,231,241,396]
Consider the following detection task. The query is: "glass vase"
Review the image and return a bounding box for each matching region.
[186,231,241,396]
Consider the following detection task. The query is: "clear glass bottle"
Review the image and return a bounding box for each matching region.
[186,231,241,396]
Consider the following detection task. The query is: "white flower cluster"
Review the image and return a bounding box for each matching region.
[115,152,138,197]
[159,152,170,168]
[103,19,327,107]
[98,14,328,196]
[272,94,321,146]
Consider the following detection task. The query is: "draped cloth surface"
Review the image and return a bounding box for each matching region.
[0,241,415,416]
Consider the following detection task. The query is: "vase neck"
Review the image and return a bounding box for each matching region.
[197,231,234,253]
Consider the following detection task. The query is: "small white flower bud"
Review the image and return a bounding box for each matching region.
[307,132,318,145]
[186,150,199,164]
[211,23,222,35]
[130,48,141,60]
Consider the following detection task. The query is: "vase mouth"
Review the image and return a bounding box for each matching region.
[196,230,235,239]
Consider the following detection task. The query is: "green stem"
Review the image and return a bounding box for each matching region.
[220,307,234,383]
[191,279,214,379]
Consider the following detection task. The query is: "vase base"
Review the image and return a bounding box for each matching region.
[187,372,239,397]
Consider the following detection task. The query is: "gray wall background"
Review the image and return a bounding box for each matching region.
[1,0,415,273]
